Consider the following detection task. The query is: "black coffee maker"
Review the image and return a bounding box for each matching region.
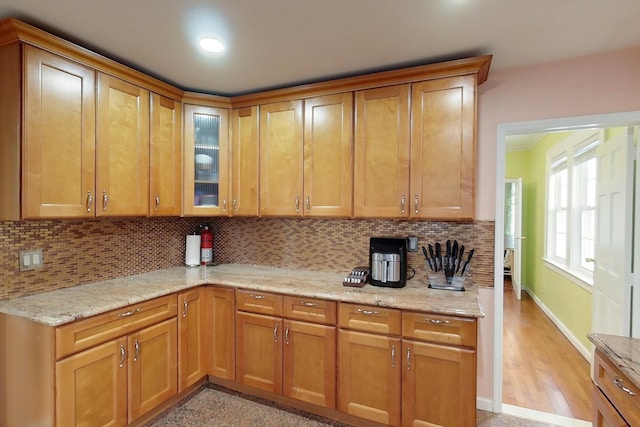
[369,237,408,288]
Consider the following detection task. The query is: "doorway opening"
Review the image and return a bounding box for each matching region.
[493,111,640,424]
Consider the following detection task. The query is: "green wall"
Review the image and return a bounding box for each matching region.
[506,133,593,351]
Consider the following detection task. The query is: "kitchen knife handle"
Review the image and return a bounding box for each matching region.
[119,345,126,368]
[295,195,300,213]
[133,339,140,362]
[400,194,406,214]
[273,323,279,343]
[391,345,396,368]
[414,194,419,214]
[86,191,93,212]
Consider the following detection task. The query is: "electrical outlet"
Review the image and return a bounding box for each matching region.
[407,236,419,252]
[19,249,43,271]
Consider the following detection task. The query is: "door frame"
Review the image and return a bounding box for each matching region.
[493,111,640,413]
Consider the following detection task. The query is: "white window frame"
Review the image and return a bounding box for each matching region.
[544,130,599,289]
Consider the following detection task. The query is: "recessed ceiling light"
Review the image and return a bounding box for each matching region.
[199,37,224,53]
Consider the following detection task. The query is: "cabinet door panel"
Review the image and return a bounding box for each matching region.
[337,330,401,426]
[128,318,177,421]
[96,73,149,216]
[402,339,476,427]
[354,85,410,218]
[236,312,283,393]
[150,93,182,216]
[230,106,259,216]
[56,337,128,427]
[283,320,336,408]
[259,100,303,216]
[23,45,96,218]
[209,286,236,380]
[303,93,353,217]
[410,76,475,220]
[178,288,207,391]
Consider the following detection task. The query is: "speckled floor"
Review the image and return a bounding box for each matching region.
[146,386,561,427]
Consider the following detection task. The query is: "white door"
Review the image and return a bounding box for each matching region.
[592,127,635,336]
[634,130,640,338]
[506,178,524,300]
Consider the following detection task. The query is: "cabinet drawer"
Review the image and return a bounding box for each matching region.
[338,303,401,335]
[283,296,336,325]
[594,350,640,426]
[402,312,477,348]
[56,295,177,360]
[236,289,283,316]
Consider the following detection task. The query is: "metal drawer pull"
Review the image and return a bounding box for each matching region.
[155,194,160,211]
[357,308,379,315]
[414,194,419,214]
[400,194,406,214]
[183,297,188,318]
[119,345,126,368]
[118,307,141,318]
[614,377,637,395]
[233,199,237,211]
[250,294,264,299]
[223,198,227,211]
[86,191,93,212]
[391,345,396,368]
[285,325,290,344]
[426,318,450,325]
[133,339,140,362]
[295,195,300,213]
[102,191,109,211]
[273,324,279,343]
[305,195,310,212]
[301,301,318,307]
[406,347,411,370]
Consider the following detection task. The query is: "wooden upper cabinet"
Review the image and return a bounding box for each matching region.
[96,73,150,216]
[150,94,182,216]
[354,85,410,219]
[230,106,259,216]
[22,45,96,219]
[303,93,353,217]
[410,75,476,220]
[259,100,304,216]
[183,104,230,216]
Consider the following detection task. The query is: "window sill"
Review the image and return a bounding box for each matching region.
[542,257,593,293]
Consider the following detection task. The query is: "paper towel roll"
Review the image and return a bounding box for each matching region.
[185,234,201,267]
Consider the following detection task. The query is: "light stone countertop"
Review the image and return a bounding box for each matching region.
[589,332,640,391]
[0,264,484,326]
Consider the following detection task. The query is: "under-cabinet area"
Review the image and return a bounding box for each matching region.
[0,265,483,427]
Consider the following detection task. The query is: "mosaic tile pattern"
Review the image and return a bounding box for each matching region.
[0,217,495,301]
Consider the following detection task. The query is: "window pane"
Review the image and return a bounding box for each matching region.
[559,169,568,208]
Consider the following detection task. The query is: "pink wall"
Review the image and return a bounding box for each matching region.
[475,45,640,220]
[473,45,640,403]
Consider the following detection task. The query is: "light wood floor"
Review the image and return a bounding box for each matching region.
[502,283,592,421]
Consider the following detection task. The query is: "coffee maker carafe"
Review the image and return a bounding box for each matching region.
[369,237,407,288]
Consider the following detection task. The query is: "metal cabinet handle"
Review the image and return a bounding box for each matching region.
[301,301,318,307]
[183,297,188,318]
[249,294,264,299]
[357,308,379,315]
[305,196,310,212]
[119,345,126,368]
[155,194,160,211]
[273,324,279,343]
[223,198,227,212]
[400,194,406,214]
[233,199,237,211]
[285,325,290,345]
[426,318,450,325]
[133,339,140,362]
[391,345,396,368]
[118,307,141,318]
[414,194,419,214]
[406,347,411,370]
[86,191,93,212]
[614,377,637,395]
[295,195,300,213]
[102,191,109,211]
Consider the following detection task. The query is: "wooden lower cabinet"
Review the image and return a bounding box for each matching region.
[402,340,476,427]
[283,320,336,408]
[593,385,628,427]
[178,287,207,391]
[56,318,177,426]
[337,329,401,426]
[208,286,236,380]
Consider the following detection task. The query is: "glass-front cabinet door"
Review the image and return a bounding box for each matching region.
[183,104,229,216]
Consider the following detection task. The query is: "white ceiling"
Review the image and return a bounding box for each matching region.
[1,0,639,96]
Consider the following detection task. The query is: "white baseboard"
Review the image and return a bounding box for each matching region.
[476,397,494,412]
[524,288,592,361]
[502,404,591,426]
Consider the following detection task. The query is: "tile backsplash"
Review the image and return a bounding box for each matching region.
[0,217,495,301]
